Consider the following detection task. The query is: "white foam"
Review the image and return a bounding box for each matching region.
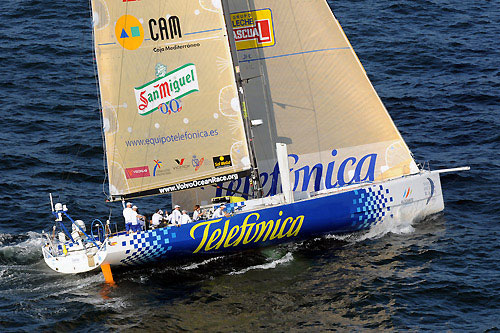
[229,252,294,275]
[324,215,416,245]
[0,232,44,264]
[180,256,225,270]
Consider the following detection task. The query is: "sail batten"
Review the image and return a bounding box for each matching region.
[91,0,253,198]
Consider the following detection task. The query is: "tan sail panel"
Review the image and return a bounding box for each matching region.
[229,0,418,191]
[91,0,251,198]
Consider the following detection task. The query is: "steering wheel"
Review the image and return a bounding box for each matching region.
[91,219,106,243]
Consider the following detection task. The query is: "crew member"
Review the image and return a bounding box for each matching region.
[123,202,135,233]
[151,209,163,229]
[132,205,145,232]
[212,205,227,218]
[192,205,203,221]
[169,204,182,225]
[180,210,192,225]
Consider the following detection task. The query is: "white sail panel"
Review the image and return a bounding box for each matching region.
[91,0,251,199]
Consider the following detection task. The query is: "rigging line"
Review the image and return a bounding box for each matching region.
[110,0,135,200]
[118,0,166,196]
[288,0,324,169]
[89,0,110,200]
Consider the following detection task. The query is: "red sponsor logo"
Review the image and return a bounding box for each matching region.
[233,19,272,43]
[125,166,150,179]
[123,0,140,2]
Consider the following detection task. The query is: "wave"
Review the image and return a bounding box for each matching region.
[180,256,225,270]
[228,252,294,275]
[0,232,44,265]
[326,214,420,244]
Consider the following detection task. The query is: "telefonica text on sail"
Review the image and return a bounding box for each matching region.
[125,129,219,147]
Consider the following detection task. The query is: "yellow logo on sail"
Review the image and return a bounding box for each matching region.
[115,15,144,50]
[231,9,275,51]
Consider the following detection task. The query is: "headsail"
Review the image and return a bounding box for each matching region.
[175,0,419,205]
[229,0,419,191]
[91,0,252,200]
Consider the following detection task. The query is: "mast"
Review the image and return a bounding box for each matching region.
[221,0,264,198]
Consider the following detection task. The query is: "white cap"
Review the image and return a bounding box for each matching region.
[126,202,132,206]
[158,210,163,215]
[182,210,187,213]
[174,205,180,208]
[132,205,138,209]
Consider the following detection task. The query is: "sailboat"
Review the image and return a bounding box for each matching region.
[41,0,467,279]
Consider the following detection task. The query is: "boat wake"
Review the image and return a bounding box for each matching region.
[324,216,417,245]
[180,256,226,270]
[0,231,44,265]
[228,252,294,275]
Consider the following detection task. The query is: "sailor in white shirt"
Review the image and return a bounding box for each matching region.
[180,210,192,225]
[169,205,182,225]
[123,202,135,233]
[212,205,227,218]
[192,205,203,221]
[151,209,163,229]
[131,206,145,232]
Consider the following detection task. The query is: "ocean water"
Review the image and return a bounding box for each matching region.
[0,0,499,331]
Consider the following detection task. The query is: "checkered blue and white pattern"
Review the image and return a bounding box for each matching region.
[350,185,393,229]
[120,227,176,266]
[214,202,246,214]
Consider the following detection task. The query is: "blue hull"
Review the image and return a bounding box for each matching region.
[112,184,393,267]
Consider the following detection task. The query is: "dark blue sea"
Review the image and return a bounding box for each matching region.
[0,0,498,331]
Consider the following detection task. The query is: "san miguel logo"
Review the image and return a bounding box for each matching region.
[134,63,199,116]
[213,155,232,169]
[231,9,275,51]
[115,14,182,50]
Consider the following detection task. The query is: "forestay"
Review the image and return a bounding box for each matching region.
[91,0,251,200]
[175,0,419,206]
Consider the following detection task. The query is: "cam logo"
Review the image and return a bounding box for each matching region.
[134,63,199,116]
[148,16,182,41]
[115,14,181,50]
[213,155,232,169]
[115,15,144,50]
[231,9,275,50]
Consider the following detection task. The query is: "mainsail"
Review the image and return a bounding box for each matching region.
[91,0,252,200]
[176,0,419,206]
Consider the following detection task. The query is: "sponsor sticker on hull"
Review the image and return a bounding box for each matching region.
[231,9,275,50]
